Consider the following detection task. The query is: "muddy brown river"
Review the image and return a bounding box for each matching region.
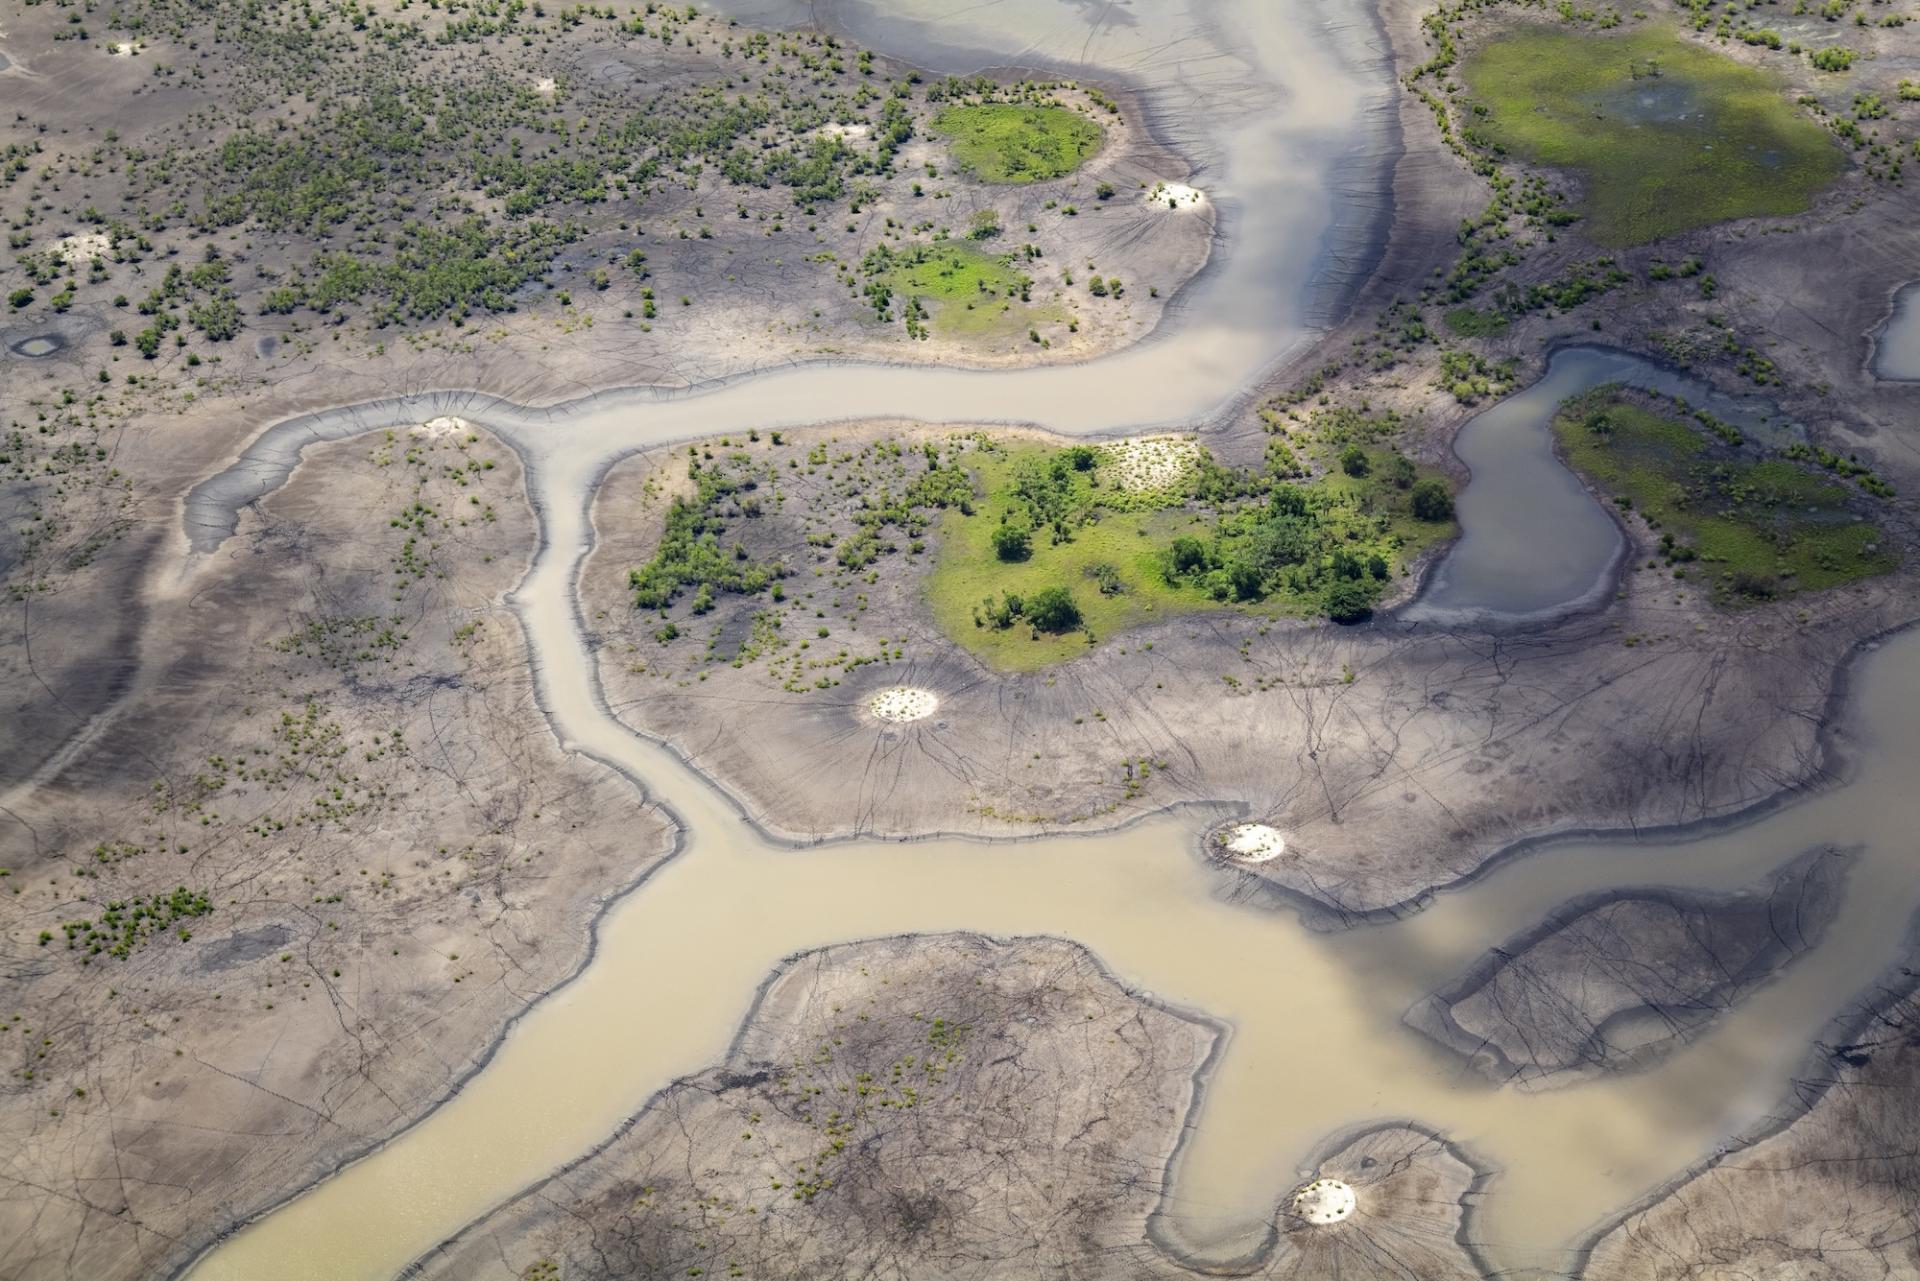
[174,2,1919,1279]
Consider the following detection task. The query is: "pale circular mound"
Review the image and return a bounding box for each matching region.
[1101,435,1201,494]
[1147,181,1204,210]
[818,122,871,141]
[533,76,557,95]
[416,415,474,439]
[53,231,111,266]
[1223,823,1286,863]
[870,687,937,723]
[109,41,137,56]
[1292,1177,1356,1225]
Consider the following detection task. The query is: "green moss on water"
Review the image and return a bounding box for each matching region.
[928,104,1103,183]
[1552,390,1896,602]
[1462,26,1845,245]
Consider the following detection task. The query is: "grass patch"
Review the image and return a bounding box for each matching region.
[1444,306,1511,338]
[1553,389,1896,602]
[1462,26,1845,245]
[861,241,1049,341]
[928,104,1103,183]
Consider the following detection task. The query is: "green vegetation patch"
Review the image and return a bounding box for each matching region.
[1462,26,1845,245]
[928,104,1103,183]
[928,421,1456,670]
[860,241,1041,341]
[1554,389,1895,603]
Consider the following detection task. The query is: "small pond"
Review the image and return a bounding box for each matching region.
[8,334,63,358]
[1409,345,1799,623]
[1872,282,1920,382]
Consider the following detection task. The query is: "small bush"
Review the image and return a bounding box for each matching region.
[1025,585,1082,632]
[991,523,1032,562]
[1324,578,1377,623]
[1410,478,1454,521]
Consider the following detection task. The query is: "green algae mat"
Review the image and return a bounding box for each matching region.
[1463,26,1845,245]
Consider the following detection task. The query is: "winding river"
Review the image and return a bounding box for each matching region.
[171,2,1919,1279]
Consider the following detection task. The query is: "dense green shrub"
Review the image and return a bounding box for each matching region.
[1410,478,1455,521]
[1024,585,1082,632]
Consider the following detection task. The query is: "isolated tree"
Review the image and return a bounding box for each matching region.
[1025,585,1081,632]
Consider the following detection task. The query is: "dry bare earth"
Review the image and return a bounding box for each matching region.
[1582,966,1920,1281]
[0,0,1206,813]
[582,421,1917,919]
[1406,844,1852,1090]
[0,2,1205,389]
[417,933,1483,1281]
[0,428,672,1281]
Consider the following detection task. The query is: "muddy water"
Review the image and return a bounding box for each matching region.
[181,378,1920,1281]
[182,0,1394,558]
[1872,282,1920,381]
[1409,345,1802,622]
[187,537,1920,1281]
[167,2,1915,1276]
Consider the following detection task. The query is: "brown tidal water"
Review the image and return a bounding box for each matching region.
[181,614,1920,1281]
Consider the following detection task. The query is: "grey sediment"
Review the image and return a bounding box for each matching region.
[1561,911,1920,1278]
[1404,844,1856,1087]
[164,381,1920,1281]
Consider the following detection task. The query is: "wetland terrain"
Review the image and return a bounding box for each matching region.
[4,2,1920,1280]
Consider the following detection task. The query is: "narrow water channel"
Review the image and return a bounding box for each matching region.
[181,375,1918,1280]
[167,4,1911,1276]
[1408,345,1803,622]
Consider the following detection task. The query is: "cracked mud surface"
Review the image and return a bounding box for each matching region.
[1583,966,1920,1281]
[582,418,1915,920]
[5,0,1920,1276]
[0,428,672,1281]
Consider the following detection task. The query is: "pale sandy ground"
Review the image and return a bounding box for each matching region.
[2,1,1919,1277]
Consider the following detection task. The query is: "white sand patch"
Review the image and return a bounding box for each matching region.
[533,76,557,95]
[109,41,138,57]
[52,231,111,267]
[870,687,937,723]
[1222,823,1286,863]
[1146,181,1204,211]
[415,415,475,439]
[1292,1178,1355,1225]
[1100,434,1201,494]
[818,122,871,142]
